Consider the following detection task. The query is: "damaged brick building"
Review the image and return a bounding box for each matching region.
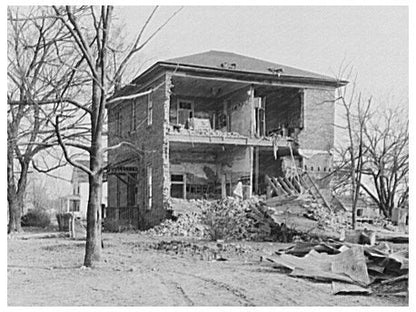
[106,50,347,229]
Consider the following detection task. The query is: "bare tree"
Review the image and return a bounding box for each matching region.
[332,67,372,229]
[7,7,82,233]
[333,67,408,224]
[360,107,409,218]
[51,5,182,266]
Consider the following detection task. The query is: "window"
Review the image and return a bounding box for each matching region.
[254,97,265,137]
[177,100,194,125]
[170,174,185,199]
[69,199,80,212]
[147,165,152,209]
[131,100,136,131]
[147,92,153,126]
[116,110,122,136]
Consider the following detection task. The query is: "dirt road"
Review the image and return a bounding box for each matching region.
[8,232,406,306]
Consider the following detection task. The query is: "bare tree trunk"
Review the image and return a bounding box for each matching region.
[84,77,104,266]
[7,135,27,233]
[84,171,103,266]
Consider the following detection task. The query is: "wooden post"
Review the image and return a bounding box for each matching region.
[248,147,253,198]
[70,212,75,238]
[254,147,259,194]
[249,85,255,136]
[221,174,226,199]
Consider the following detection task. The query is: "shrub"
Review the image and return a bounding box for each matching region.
[21,209,51,228]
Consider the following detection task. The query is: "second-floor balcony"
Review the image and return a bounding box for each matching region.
[166,119,296,148]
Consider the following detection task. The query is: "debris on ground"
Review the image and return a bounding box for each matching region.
[264,240,408,297]
[137,239,256,262]
[145,197,305,242]
[144,189,405,246]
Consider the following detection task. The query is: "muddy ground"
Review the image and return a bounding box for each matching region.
[8,230,407,306]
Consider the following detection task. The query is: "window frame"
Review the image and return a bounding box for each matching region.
[131,99,137,132]
[147,92,153,126]
[146,165,153,209]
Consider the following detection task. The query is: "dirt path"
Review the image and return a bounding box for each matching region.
[8,232,407,306]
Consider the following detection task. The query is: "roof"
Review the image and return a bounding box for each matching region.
[163,50,337,82]
[111,50,346,102]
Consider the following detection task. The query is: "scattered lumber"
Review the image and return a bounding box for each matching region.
[264,240,408,296]
[376,232,409,243]
[332,282,372,295]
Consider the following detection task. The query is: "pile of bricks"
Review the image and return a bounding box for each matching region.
[145,211,206,238]
[200,197,278,241]
[302,201,349,232]
[145,197,283,241]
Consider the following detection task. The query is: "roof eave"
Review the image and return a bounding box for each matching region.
[157,61,345,88]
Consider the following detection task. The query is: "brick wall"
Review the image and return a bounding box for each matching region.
[297,88,336,184]
[298,88,335,151]
[107,73,170,229]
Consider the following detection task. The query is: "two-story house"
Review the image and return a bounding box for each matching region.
[106,50,346,229]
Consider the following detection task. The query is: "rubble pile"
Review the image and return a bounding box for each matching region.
[145,210,206,238]
[302,201,349,233]
[200,197,279,241]
[265,240,408,297]
[145,197,294,241]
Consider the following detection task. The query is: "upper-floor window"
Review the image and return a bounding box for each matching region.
[177,99,194,125]
[73,183,80,195]
[131,100,136,131]
[115,110,121,136]
[147,92,153,126]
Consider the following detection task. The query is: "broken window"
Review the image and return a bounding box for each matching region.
[147,92,153,126]
[146,165,152,209]
[177,100,193,125]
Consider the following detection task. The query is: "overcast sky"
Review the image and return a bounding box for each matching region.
[115,6,408,106]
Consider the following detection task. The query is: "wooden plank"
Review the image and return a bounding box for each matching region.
[271,177,289,196]
[380,274,408,285]
[221,174,226,199]
[277,177,294,195]
[254,147,259,194]
[265,175,281,197]
[303,172,331,209]
[283,177,298,193]
[332,282,372,295]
